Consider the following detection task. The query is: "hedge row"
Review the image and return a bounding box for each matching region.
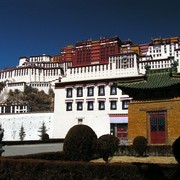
[0,157,179,180]
[7,151,65,160]
[117,145,172,156]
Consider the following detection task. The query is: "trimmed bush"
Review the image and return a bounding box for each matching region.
[97,134,119,163]
[63,125,97,161]
[172,136,180,164]
[133,136,147,157]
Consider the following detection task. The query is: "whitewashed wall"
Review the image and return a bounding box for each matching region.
[63,55,139,82]
[53,87,109,138]
[0,112,53,141]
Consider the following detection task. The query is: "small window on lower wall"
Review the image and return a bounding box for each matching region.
[66,102,72,111]
[78,118,83,124]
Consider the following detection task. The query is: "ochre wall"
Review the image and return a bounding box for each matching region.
[128,98,180,145]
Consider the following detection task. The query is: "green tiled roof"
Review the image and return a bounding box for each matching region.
[116,68,180,90]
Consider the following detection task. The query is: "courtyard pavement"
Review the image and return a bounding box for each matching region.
[2,143,63,156]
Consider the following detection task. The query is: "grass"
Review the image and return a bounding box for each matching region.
[91,155,177,164]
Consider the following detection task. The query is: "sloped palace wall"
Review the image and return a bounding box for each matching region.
[0,112,53,141]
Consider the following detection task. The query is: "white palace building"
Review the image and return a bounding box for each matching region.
[0,54,64,97]
[0,36,180,141]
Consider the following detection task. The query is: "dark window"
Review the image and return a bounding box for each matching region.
[77,102,83,111]
[66,102,72,111]
[110,101,117,110]
[110,86,117,95]
[78,118,83,124]
[87,86,94,96]
[77,87,83,97]
[98,101,105,110]
[87,101,94,110]
[66,88,72,98]
[98,85,105,96]
[122,100,130,109]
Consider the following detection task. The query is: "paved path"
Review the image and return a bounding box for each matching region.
[2,143,63,156]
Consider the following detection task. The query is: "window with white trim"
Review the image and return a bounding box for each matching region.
[98,85,105,96]
[110,101,117,110]
[87,86,94,96]
[110,85,117,95]
[77,102,83,111]
[66,102,72,111]
[122,100,130,109]
[98,101,105,110]
[77,87,83,97]
[66,88,73,98]
[87,101,94,110]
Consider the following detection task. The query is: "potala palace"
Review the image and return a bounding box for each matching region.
[0,36,180,143]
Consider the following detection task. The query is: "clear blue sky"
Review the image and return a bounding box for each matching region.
[0,0,180,69]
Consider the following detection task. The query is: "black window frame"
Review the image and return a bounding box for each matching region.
[77,101,83,111]
[110,86,117,95]
[122,100,130,110]
[98,101,105,110]
[66,102,72,111]
[77,87,83,97]
[110,101,117,110]
[87,86,94,96]
[98,85,105,96]
[66,88,73,98]
[87,101,94,111]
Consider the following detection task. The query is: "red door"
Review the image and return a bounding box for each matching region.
[117,124,128,142]
[150,112,166,144]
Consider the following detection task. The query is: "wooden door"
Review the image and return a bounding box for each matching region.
[150,112,166,144]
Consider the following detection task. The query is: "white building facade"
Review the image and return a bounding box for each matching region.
[52,52,141,144]
[0,55,64,96]
[139,37,180,73]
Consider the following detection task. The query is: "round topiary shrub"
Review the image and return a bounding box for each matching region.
[63,125,97,161]
[133,136,148,157]
[97,134,119,163]
[172,136,180,164]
